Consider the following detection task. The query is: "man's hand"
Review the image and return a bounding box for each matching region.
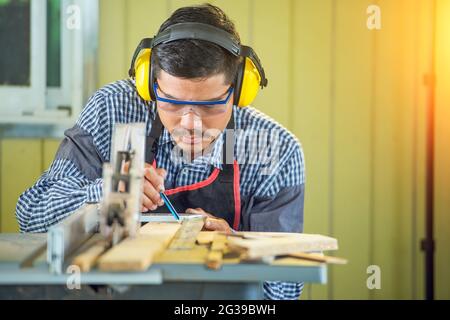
[122,161,166,212]
[185,208,234,234]
[141,163,167,212]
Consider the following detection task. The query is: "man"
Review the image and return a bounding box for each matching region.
[16,4,305,300]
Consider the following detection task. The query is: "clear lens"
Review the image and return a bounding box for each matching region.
[157,102,228,117]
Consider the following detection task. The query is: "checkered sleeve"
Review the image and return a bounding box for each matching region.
[15,159,103,233]
[15,91,110,233]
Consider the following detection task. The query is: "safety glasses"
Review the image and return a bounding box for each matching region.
[153,83,233,118]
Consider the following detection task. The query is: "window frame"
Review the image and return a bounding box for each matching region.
[0,0,98,125]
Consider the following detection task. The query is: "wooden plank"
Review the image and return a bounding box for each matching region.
[72,240,109,272]
[97,222,180,271]
[206,233,227,270]
[227,233,338,259]
[97,236,165,271]
[0,234,46,263]
[156,245,209,264]
[196,231,217,245]
[287,252,348,265]
[139,221,180,239]
[210,234,227,251]
[272,258,322,267]
[206,250,223,270]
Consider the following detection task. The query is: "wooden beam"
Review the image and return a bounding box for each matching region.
[227,233,338,259]
[206,234,227,270]
[72,240,109,272]
[97,222,180,272]
[196,231,217,245]
[287,252,348,265]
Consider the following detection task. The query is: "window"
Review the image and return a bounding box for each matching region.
[0,0,98,125]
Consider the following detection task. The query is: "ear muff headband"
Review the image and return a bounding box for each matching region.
[129,22,268,107]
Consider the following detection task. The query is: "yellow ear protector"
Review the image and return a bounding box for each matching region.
[128,22,268,107]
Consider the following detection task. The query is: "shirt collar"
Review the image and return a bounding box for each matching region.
[158,126,174,145]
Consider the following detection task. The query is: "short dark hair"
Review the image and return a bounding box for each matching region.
[152,3,241,84]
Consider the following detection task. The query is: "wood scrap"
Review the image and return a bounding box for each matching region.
[287,252,348,264]
[227,233,338,259]
[206,234,227,270]
[20,243,47,268]
[210,234,227,251]
[206,251,223,270]
[196,231,217,245]
[155,245,209,264]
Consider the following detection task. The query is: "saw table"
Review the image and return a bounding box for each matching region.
[0,232,328,300]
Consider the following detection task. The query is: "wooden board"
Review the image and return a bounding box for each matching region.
[206,250,223,270]
[156,245,209,264]
[227,233,338,259]
[196,231,217,245]
[97,222,180,272]
[72,240,109,272]
[206,234,228,270]
[210,234,227,251]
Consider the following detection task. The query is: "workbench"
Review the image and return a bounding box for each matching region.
[0,233,327,300]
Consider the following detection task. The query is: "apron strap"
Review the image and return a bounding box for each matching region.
[220,111,235,183]
[145,109,163,164]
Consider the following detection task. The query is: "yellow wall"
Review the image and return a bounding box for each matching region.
[434,0,450,300]
[95,0,450,299]
[0,0,448,300]
[0,139,60,232]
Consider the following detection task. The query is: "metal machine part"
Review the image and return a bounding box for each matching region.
[46,123,146,274]
[100,123,146,245]
[47,204,99,274]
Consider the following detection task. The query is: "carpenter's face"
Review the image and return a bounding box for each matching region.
[155,70,233,157]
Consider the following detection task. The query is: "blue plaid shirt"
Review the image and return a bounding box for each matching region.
[16,79,306,300]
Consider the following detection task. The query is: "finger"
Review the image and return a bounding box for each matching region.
[117,180,126,193]
[141,191,157,211]
[143,179,163,208]
[186,208,211,217]
[122,161,130,173]
[185,208,200,214]
[144,164,166,180]
[155,168,167,179]
[144,166,165,192]
[204,218,230,233]
[143,180,164,207]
